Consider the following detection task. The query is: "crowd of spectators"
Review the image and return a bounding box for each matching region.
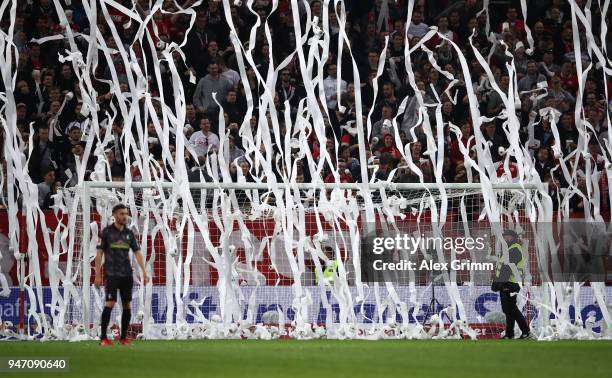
[1,0,611,213]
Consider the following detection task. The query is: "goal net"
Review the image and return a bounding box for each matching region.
[47,181,571,340]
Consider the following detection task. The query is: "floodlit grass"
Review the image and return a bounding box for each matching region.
[0,339,610,378]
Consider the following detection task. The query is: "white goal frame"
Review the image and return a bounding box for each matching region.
[79,181,540,330]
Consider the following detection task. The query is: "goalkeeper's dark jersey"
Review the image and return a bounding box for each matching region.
[97,224,140,277]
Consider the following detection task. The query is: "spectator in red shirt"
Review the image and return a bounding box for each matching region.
[500,7,526,40]
[324,159,354,183]
[377,134,401,160]
[450,123,475,165]
[559,62,579,94]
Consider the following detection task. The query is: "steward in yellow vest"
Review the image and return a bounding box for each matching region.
[492,229,531,339]
[316,259,338,285]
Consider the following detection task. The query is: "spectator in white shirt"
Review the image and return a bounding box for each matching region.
[189,118,220,165]
[323,64,347,110]
[407,10,429,39]
[64,102,91,135]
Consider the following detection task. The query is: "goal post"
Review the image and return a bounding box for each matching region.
[73,180,542,339]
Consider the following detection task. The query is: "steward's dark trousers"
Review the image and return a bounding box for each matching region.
[500,290,530,337]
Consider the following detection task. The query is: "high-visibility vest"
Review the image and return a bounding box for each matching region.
[495,242,525,283]
[316,260,338,285]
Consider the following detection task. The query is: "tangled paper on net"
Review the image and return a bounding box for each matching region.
[0,0,610,340]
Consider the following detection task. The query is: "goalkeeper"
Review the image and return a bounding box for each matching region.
[94,204,149,346]
[315,246,338,285]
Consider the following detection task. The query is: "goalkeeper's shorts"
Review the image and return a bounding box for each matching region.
[104,275,134,302]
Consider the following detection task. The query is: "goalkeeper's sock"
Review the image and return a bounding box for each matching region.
[100,306,112,340]
[120,309,131,340]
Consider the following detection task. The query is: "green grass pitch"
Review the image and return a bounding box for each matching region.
[0,339,611,378]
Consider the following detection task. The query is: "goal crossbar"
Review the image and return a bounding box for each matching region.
[80,181,540,191]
